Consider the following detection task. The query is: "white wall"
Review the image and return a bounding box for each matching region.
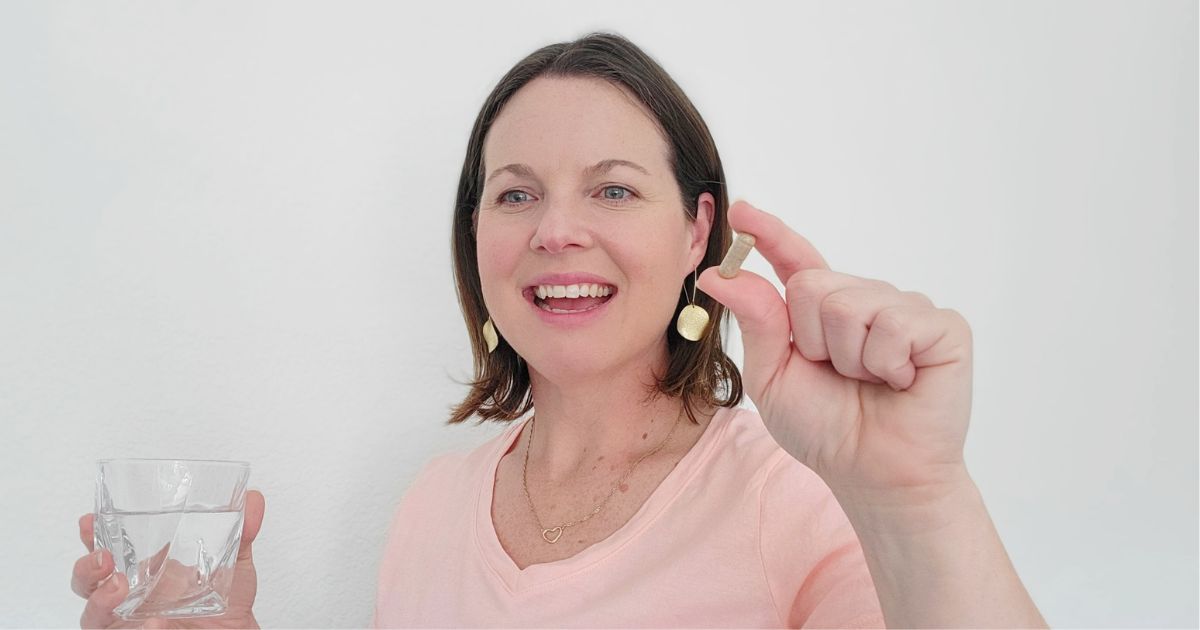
[1,1,1195,627]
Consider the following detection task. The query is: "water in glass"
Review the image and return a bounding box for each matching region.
[95,506,244,619]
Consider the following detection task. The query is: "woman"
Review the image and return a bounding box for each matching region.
[71,32,1046,628]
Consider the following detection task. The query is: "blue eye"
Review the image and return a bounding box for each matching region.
[600,185,636,203]
[499,190,532,205]
[496,186,637,207]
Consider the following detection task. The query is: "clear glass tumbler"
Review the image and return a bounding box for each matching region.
[94,458,251,620]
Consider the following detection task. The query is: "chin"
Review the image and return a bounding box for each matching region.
[522,352,610,381]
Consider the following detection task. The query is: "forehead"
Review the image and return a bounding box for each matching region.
[483,76,670,175]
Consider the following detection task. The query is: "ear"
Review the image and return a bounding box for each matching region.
[687,192,716,270]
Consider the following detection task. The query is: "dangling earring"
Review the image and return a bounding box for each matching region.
[482,317,499,353]
[675,268,710,341]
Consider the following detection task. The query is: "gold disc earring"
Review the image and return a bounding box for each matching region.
[482,317,499,353]
[675,268,710,341]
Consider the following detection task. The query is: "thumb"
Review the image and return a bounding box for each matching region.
[698,265,791,392]
[238,490,266,562]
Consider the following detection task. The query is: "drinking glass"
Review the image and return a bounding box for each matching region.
[94,458,250,620]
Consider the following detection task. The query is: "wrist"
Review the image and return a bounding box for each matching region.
[827,467,1048,628]
[829,465,982,537]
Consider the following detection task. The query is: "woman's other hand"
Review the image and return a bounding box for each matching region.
[700,200,1048,627]
[72,490,266,629]
[698,201,975,503]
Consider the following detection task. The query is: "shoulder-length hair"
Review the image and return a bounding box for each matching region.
[448,31,742,426]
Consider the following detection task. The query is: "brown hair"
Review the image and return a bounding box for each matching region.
[447,31,742,426]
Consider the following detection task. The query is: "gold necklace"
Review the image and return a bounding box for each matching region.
[521,405,684,544]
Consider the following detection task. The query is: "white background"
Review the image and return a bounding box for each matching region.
[1,1,1195,627]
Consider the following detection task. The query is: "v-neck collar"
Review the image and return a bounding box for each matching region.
[473,406,735,594]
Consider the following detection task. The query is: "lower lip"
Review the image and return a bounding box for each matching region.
[528,294,614,326]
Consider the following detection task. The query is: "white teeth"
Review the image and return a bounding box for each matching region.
[533,283,615,300]
[536,300,606,314]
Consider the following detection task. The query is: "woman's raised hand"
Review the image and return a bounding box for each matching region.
[71,490,266,629]
[698,201,975,502]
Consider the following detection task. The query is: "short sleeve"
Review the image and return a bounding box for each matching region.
[759,452,885,628]
[371,453,452,629]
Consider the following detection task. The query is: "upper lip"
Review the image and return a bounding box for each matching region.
[527,272,616,288]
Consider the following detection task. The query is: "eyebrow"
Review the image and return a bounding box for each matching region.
[484,159,651,185]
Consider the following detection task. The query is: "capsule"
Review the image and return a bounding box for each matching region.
[719,232,756,278]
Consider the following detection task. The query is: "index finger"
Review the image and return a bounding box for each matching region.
[79,513,94,552]
[726,200,830,284]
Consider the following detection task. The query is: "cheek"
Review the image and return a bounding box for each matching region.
[475,222,524,300]
[609,245,687,316]
[476,239,507,276]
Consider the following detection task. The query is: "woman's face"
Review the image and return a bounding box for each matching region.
[476,76,713,383]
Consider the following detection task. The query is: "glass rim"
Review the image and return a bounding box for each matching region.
[96,458,251,467]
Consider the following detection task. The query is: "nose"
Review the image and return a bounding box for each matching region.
[529,199,593,254]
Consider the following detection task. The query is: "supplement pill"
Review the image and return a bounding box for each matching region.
[718,232,757,278]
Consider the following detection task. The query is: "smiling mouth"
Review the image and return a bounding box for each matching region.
[527,283,617,314]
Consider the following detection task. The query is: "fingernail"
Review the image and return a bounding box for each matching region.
[105,573,122,593]
[93,550,104,568]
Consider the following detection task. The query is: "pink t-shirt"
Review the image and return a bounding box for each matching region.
[372,406,884,628]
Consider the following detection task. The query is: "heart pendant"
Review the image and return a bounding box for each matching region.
[542,526,563,544]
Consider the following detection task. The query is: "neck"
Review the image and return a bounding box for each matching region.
[522,346,695,482]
